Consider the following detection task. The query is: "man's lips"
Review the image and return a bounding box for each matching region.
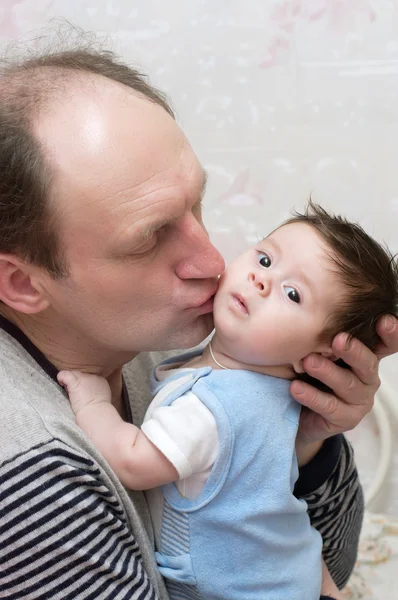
[190,286,218,311]
[198,295,215,313]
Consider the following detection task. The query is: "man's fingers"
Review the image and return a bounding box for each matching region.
[331,333,380,388]
[290,379,362,432]
[291,379,339,419]
[375,315,398,359]
[293,333,379,443]
[295,329,385,443]
[300,350,373,407]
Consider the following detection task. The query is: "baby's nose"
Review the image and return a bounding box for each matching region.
[249,273,271,296]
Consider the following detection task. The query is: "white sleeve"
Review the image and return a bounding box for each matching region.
[141,391,219,480]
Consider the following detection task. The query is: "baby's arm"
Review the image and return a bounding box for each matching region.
[57,370,178,490]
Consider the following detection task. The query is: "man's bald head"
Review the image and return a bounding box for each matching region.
[0,43,174,277]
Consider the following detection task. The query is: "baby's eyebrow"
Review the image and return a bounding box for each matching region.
[257,237,316,298]
[296,267,313,291]
[260,237,280,254]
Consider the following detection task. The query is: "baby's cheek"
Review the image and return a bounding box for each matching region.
[261,328,300,363]
[253,328,282,362]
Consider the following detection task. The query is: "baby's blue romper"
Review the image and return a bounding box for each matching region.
[150,354,322,600]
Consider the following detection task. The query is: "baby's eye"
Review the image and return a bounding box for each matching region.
[257,253,271,268]
[284,286,300,304]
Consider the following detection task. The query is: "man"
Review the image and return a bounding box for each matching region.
[0,39,396,599]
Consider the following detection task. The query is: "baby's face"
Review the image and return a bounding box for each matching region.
[213,222,346,370]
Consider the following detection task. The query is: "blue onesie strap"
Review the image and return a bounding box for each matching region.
[161,375,235,512]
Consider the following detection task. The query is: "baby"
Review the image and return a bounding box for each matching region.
[58,203,398,600]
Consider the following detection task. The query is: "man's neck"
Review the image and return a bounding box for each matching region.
[0,306,138,408]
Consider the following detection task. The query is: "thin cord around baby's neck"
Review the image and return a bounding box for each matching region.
[208,340,228,370]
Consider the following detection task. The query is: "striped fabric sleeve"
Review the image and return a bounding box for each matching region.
[0,439,158,600]
[301,436,364,589]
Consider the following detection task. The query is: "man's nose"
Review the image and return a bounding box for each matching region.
[249,272,271,296]
[175,216,225,280]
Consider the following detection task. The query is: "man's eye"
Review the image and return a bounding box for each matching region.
[284,286,300,304]
[257,253,271,268]
[132,234,157,255]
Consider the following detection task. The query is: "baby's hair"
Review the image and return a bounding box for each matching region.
[282,201,398,351]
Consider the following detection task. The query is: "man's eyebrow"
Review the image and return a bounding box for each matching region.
[138,218,171,243]
[200,169,208,198]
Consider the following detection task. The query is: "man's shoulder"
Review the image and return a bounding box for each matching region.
[0,330,91,467]
[0,340,135,514]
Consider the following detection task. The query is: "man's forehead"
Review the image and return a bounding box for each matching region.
[56,145,203,252]
[38,82,183,168]
[36,77,199,220]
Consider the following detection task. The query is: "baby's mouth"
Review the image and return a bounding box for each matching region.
[232,294,248,315]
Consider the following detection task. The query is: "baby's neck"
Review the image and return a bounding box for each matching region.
[184,340,296,381]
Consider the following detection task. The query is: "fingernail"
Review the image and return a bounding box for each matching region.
[294,382,305,394]
[384,315,396,332]
[311,354,323,368]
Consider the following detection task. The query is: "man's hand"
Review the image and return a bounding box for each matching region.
[292,315,398,445]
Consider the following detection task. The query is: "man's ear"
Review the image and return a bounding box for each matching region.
[0,255,50,314]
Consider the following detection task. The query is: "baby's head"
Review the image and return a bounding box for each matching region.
[213,202,398,372]
[284,202,398,353]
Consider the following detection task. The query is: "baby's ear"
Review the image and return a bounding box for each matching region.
[320,349,337,361]
[292,359,305,373]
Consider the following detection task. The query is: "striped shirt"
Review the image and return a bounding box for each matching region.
[0,440,157,600]
[0,317,363,598]
[299,436,364,589]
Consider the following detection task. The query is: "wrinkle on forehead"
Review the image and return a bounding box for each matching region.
[107,146,200,248]
[105,140,194,212]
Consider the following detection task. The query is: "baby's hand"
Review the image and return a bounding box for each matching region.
[57,370,112,415]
